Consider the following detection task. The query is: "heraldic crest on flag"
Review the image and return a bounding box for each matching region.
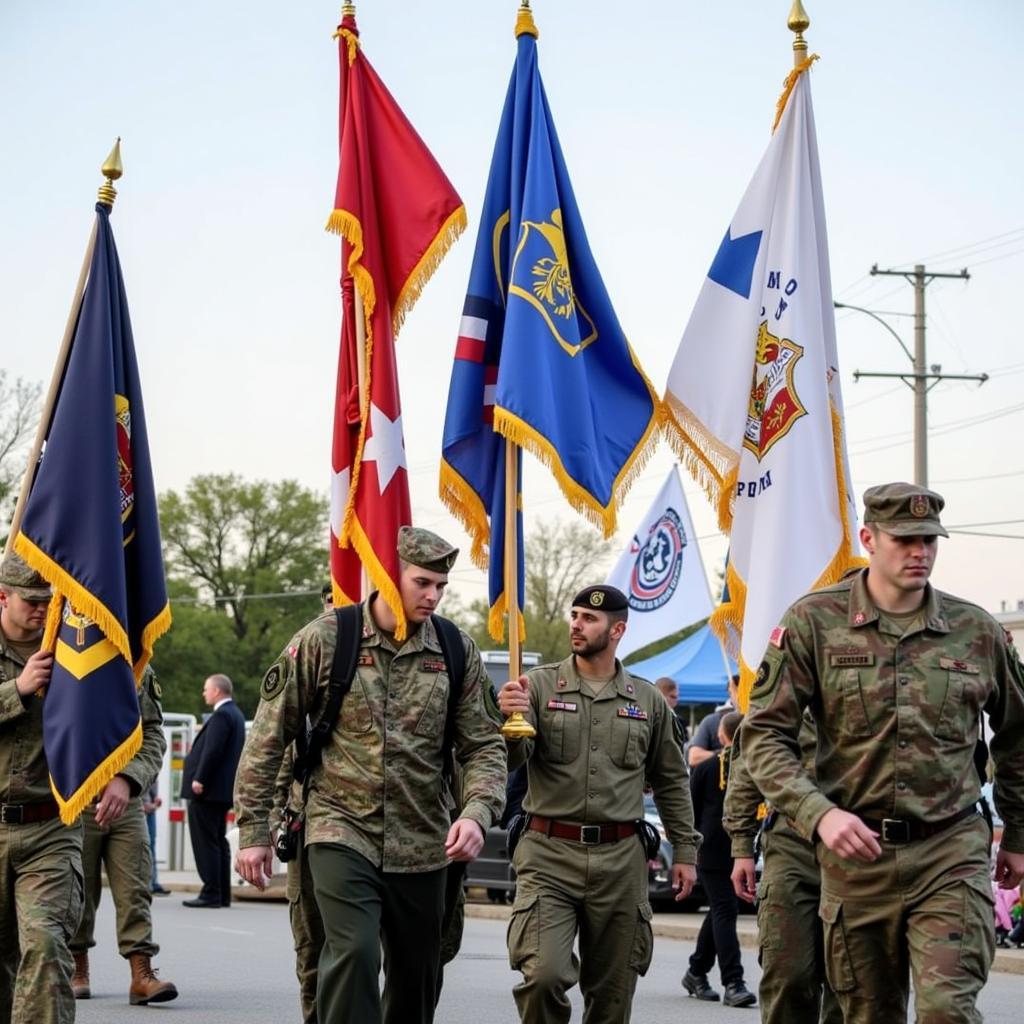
[327,9,466,638]
[441,7,661,640]
[663,57,863,704]
[14,202,171,823]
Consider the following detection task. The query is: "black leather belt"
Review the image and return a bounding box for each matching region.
[861,804,977,845]
[0,800,61,825]
[528,815,636,845]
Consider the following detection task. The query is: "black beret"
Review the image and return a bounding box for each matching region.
[571,584,629,613]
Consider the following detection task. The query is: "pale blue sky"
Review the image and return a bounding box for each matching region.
[1,1,1022,612]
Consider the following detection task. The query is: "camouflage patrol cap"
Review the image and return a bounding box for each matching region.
[863,482,948,538]
[397,526,459,573]
[572,584,629,614]
[0,552,52,601]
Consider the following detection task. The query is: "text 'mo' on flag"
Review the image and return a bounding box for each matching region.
[441,9,660,641]
[663,58,864,707]
[14,203,171,824]
[328,12,466,638]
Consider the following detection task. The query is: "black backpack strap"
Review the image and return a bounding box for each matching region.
[431,614,466,784]
[293,604,364,785]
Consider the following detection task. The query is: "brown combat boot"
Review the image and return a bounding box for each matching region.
[128,954,179,1005]
[71,951,90,999]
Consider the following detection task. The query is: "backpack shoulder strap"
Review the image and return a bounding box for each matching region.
[431,614,466,783]
[293,604,363,784]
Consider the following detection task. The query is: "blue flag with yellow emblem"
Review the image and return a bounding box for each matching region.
[14,203,171,824]
[441,10,660,640]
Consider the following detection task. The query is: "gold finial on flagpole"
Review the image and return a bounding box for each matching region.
[788,0,810,67]
[97,138,122,209]
[341,2,356,17]
[515,0,538,39]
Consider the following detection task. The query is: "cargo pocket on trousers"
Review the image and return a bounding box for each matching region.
[756,882,781,966]
[507,892,540,972]
[959,878,996,981]
[62,859,85,939]
[627,902,655,976]
[819,897,856,993]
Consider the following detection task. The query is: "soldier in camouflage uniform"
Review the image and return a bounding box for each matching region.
[497,584,700,1024]
[0,553,82,1024]
[742,483,1024,1024]
[69,665,178,1005]
[234,526,507,1024]
[724,715,841,1023]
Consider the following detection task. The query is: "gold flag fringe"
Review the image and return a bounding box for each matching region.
[135,601,172,681]
[16,533,132,668]
[487,592,526,646]
[325,208,377,547]
[772,54,819,134]
[392,206,467,342]
[53,719,143,825]
[346,511,409,641]
[439,459,491,572]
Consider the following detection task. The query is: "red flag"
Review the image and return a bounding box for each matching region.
[328,13,466,637]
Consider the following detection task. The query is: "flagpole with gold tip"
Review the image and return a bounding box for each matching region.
[500,0,536,741]
[5,140,122,556]
[788,0,810,67]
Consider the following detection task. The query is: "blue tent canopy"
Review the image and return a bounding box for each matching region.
[627,624,737,705]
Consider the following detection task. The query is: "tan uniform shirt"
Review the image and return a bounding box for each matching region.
[508,655,700,864]
[235,605,507,872]
[742,569,1024,852]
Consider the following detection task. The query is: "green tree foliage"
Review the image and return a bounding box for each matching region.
[451,518,615,665]
[154,475,328,717]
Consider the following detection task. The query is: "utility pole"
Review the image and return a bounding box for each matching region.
[845,263,986,488]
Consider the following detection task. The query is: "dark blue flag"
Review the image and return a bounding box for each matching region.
[441,12,660,639]
[14,203,171,823]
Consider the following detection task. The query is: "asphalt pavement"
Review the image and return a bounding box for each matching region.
[72,885,1024,1023]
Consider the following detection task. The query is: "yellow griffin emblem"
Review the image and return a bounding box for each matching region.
[742,321,807,461]
[507,208,598,357]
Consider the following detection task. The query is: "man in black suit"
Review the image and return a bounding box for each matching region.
[180,674,246,908]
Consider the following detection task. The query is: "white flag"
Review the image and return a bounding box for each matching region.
[606,467,712,659]
[663,59,863,704]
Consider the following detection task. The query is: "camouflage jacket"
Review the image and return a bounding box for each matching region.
[0,619,49,803]
[116,668,166,798]
[507,656,700,864]
[742,569,1024,852]
[723,713,817,858]
[234,604,507,872]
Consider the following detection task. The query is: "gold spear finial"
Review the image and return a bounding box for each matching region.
[97,138,122,208]
[516,0,538,39]
[788,0,810,67]
[341,2,356,17]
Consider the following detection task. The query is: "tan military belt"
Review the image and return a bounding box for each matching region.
[861,804,977,844]
[528,815,636,846]
[0,799,61,825]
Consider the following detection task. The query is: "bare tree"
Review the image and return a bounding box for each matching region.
[0,372,43,538]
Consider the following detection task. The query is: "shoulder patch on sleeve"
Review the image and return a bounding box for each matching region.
[260,664,285,702]
[768,626,787,649]
[750,655,784,703]
[150,677,163,701]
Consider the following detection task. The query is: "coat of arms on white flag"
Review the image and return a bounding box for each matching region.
[605,467,713,660]
[663,58,864,705]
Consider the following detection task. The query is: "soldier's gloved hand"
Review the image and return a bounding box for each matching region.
[731,857,757,903]
[497,675,531,717]
[445,817,485,862]
[672,863,697,901]
[816,807,881,862]
[94,775,131,826]
[236,845,274,891]
[15,650,53,697]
